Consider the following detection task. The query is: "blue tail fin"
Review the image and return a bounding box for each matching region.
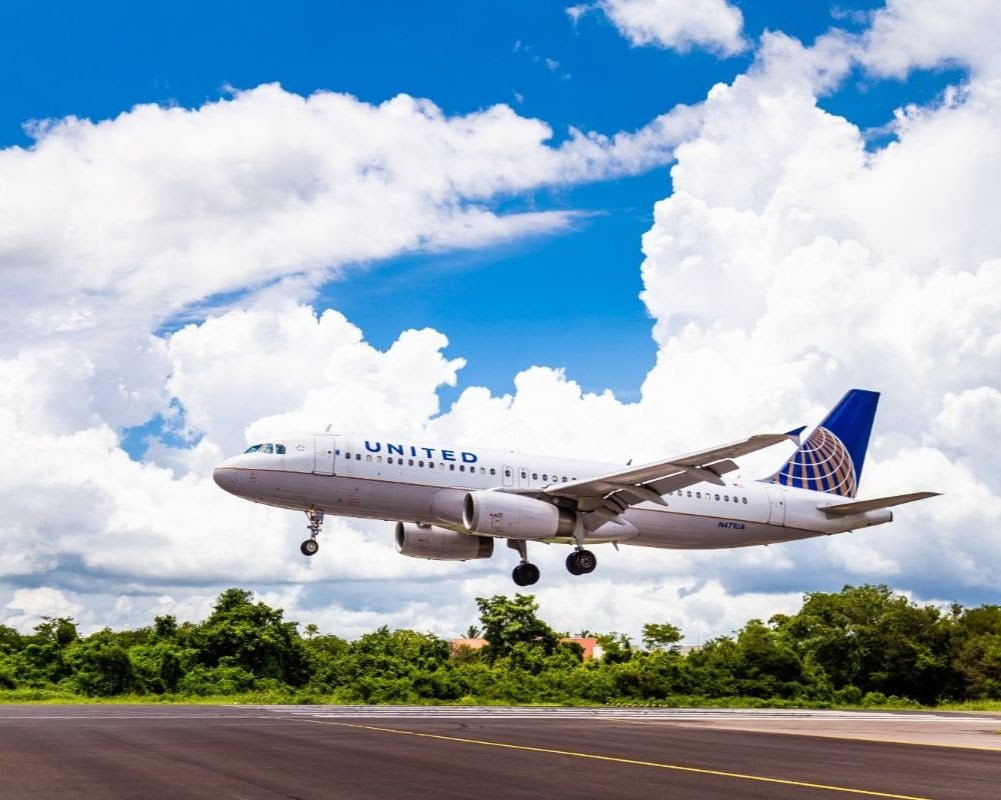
[768,389,879,498]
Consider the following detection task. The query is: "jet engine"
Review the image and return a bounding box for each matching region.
[394,522,493,561]
[462,491,575,539]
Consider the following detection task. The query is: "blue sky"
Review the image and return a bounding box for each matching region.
[2,0,956,414]
[3,0,996,638]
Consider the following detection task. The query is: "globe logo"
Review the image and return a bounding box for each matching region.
[771,426,857,498]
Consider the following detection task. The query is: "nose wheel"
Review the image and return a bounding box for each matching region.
[301,507,324,557]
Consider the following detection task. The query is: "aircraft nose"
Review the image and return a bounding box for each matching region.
[213,465,240,493]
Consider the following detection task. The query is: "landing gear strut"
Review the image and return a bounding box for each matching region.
[508,539,540,586]
[565,517,597,575]
[300,507,324,556]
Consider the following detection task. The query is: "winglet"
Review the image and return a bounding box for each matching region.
[785,426,807,445]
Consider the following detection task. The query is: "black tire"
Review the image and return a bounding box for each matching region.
[512,563,540,586]
[576,549,597,574]
[300,539,319,556]
[565,551,583,575]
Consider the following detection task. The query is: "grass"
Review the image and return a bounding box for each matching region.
[2,689,1000,712]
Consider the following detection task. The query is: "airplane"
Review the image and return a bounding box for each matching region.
[212,389,938,586]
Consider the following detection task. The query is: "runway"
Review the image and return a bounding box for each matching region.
[0,705,998,799]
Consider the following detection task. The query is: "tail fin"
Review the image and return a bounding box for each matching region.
[767,389,879,498]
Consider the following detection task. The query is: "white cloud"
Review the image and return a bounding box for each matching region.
[862,0,1001,79]
[575,0,747,56]
[3,4,1000,644]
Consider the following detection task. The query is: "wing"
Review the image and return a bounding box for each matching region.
[541,428,804,526]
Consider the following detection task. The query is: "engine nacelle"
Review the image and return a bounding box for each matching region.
[462,491,575,540]
[394,522,493,561]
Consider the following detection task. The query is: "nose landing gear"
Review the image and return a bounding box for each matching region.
[301,507,324,556]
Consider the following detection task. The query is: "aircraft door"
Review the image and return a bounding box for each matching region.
[517,467,530,489]
[314,435,335,475]
[502,466,514,488]
[766,487,786,526]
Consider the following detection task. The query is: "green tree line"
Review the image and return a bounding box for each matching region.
[1,585,1000,706]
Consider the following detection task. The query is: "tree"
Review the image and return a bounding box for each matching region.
[475,594,557,662]
[642,622,683,651]
[775,584,950,703]
[195,588,311,686]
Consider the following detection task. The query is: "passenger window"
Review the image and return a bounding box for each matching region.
[460,465,466,472]
[562,477,568,482]
[715,494,720,501]
[377,456,383,463]
[262,444,274,454]
[532,473,538,481]
[418,460,424,467]
[480,467,486,474]
[356,454,361,460]
[696,492,701,499]
[724,495,729,502]
[408,459,414,466]
[366,455,372,462]
[428,462,434,469]
[520,471,527,479]
[450,464,455,471]
[490,468,496,476]
[742,497,748,504]
[504,469,511,477]
[542,474,548,481]
[686,491,692,497]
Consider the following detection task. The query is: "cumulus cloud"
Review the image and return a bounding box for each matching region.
[862,0,1001,79]
[571,0,746,56]
[3,3,1001,643]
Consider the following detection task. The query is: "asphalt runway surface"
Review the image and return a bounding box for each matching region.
[0,705,998,799]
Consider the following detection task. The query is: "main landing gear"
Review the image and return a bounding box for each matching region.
[565,549,597,575]
[508,539,540,586]
[300,507,324,556]
[565,517,597,575]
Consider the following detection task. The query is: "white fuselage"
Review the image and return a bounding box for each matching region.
[213,432,892,550]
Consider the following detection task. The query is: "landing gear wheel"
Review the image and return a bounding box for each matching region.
[300,539,319,557]
[566,549,597,575]
[512,563,540,586]
[301,507,324,557]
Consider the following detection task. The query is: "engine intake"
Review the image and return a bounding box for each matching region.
[394,522,493,561]
[462,491,575,540]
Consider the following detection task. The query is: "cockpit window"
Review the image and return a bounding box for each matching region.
[243,443,286,455]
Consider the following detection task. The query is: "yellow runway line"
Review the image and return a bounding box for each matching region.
[297,718,931,800]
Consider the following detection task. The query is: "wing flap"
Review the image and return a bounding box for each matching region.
[819,491,940,516]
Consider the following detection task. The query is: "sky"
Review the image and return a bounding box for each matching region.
[1,0,999,642]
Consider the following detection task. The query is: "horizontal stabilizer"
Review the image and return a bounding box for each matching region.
[819,491,940,517]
